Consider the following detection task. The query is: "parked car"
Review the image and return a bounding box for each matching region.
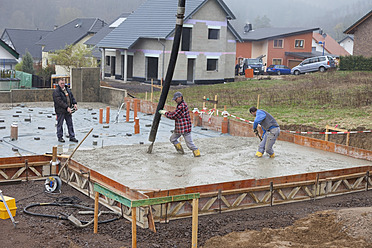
[242,58,265,75]
[291,55,336,75]
[266,65,291,75]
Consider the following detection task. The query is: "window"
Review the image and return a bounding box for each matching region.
[106,56,110,66]
[182,27,192,51]
[295,39,304,48]
[273,39,283,48]
[273,59,282,65]
[208,29,220,40]
[207,59,218,71]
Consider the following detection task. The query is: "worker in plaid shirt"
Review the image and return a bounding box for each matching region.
[159,92,201,157]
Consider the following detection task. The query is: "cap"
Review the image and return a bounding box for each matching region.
[172,92,183,100]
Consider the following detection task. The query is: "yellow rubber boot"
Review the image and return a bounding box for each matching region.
[269,153,275,158]
[255,151,263,158]
[174,143,184,154]
[193,149,201,157]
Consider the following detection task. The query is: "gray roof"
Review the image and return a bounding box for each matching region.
[98,0,237,49]
[0,39,19,59]
[285,51,331,59]
[85,13,131,46]
[231,22,319,41]
[36,18,106,52]
[1,29,51,60]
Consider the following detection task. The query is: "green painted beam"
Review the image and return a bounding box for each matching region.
[94,183,200,208]
[94,183,132,207]
[131,193,200,207]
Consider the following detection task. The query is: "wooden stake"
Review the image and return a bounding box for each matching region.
[126,101,130,122]
[99,108,103,124]
[106,106,110,124]
[192,198,199,248]
[203,96,206,109]
[257,95,260,109]
[51,146,57,175]
[132,207,137,248]
[94,191,99,234]
[214,95,217,116]
[151,79,154,102]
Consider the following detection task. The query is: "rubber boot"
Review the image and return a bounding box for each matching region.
[269,153,275,158]
[193,149,201,157]
[174,143,184,154]
[255,151,263,158]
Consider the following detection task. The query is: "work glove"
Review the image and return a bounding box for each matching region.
[254,128,258,135]
[159,110,166,115]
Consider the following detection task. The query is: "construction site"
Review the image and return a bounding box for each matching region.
[1,72,372,247]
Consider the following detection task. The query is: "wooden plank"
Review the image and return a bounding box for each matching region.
[94,183,132,207]
[148,206,156,233]
[232,193,247,207]
[192,198,199,248]
[94,191,99,234]
[11,167,26,180]
[0,161,48,169]
[201,197,217,211]
[132,207,137,248]
[28,166,42,177]
[131,193,200,207]
[0,170,9,179]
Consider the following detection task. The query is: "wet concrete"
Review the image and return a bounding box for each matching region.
[1,102,371,191]
[72,136,372,190]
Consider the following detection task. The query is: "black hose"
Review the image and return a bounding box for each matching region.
[23,202,120,224]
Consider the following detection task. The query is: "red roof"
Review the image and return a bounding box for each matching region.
[313,32,350,56]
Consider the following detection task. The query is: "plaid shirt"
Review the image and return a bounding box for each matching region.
[165,100,192,134]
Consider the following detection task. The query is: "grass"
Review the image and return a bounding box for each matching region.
[137,71,372,130]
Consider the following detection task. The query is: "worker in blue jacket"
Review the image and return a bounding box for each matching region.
[249,106,280,158]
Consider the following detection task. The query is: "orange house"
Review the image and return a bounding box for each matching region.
[234,25,319,69]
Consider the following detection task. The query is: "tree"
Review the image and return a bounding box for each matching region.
[50,44,96,74]
[22,51,35,74]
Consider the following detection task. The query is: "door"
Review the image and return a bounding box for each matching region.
[187,59,195,83]
[146,57,158,80]
[111,56,116,76]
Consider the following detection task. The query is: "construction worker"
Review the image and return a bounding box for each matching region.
[249,107,280,158]
[53,78,78,143]
[159,92,200,157]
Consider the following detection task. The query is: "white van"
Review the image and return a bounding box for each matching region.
[291,56,336,75]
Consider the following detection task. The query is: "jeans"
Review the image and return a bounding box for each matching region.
[258,127,280,156]
[170,132,198,151]
[56,113,75,139]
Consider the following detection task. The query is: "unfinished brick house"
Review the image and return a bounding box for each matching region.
[344,9,372,57]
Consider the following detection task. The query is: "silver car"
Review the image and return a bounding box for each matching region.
[291,56,336,75]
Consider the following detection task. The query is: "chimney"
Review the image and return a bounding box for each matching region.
[244,23,252,33]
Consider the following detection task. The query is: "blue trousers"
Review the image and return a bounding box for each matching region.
[258,127,280,156]
[56,113,75,139]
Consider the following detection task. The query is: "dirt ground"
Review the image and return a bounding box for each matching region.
[1,181,372,248]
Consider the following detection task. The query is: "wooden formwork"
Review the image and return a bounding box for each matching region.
[0,154,371,229]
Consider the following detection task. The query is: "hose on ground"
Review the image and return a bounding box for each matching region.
[23,202,121,227]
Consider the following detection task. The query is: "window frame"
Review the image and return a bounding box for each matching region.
[272,58,282,65]
[273,39,283,48]
[295,39,305,49]
[207,58,218,71]
[208,28,220,40]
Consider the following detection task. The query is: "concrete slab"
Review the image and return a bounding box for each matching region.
[0,102,225,157]
[72,136,372,191]
[1,102,371,191]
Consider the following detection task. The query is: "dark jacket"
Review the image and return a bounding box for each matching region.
[53,85,77,114]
